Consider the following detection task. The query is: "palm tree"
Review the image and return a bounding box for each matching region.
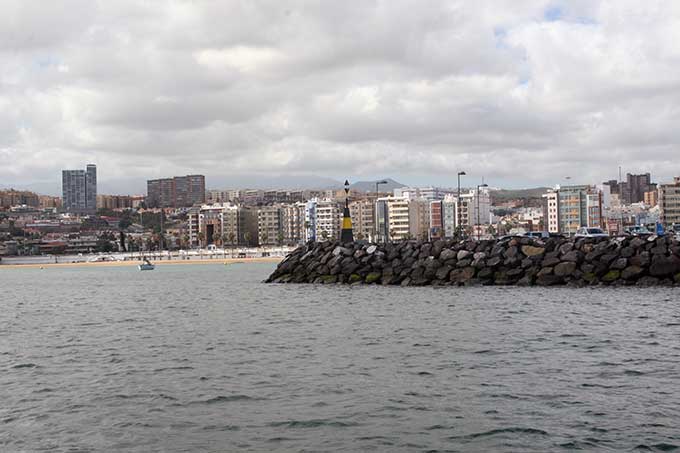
[213,232,221,247]
[197,231,205,248]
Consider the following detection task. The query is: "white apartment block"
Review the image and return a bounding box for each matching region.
[660,177,680,227]
[314,199,341,241]
[188,203,239,247]
[458,189,491,228]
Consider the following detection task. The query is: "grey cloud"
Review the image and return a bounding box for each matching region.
[2,0,680,195]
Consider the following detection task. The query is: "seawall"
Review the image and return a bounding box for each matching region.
[265,236,680,287]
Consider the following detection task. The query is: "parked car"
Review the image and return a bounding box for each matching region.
[574,227,609,238]
[523,231,550,239]
[623,225,652,237]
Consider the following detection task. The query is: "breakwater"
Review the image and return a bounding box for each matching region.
[266,235,680,286]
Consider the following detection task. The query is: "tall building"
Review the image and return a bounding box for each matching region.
[187,203,239,247]
[408,199,431,241]
[146,174,205,208]
[625,173,656,204]
[349,199,375,241]
[376,196,411,241]
[281,202,307,245]
[429,196,458,239]
[644,190,659,207]
[62,164,97,214]
[603,173,656,205]
[258,205,283,245]
[542,185,603,234]
[315,199,341,241]
[458,188,491,228]
[660,177,680,227]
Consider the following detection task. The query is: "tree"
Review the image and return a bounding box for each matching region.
[243,231,252,246]
[320,230,328,241]
[197,231,205,247]
[227,231,236,248]
[118,218,132,230]
[261,231,269,245]
[213,232,221,246]
[277,232,284,246]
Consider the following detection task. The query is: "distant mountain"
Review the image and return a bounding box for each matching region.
[491,187,550,201]
[207,174,343,191]
[349,178,405,193]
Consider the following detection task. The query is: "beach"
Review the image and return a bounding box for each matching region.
[0,256,283,270]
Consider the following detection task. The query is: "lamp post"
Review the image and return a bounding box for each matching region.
[457,171,466,238]
[374,179,388,242]
[477,183,488,240]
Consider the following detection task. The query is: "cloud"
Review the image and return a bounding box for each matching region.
[1,0,680,194]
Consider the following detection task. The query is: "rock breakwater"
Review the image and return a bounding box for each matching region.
[266,235,680,287]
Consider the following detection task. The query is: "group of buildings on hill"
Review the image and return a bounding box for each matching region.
[2,165,680,257]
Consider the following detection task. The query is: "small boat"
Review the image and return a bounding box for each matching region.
[138,257,155,271]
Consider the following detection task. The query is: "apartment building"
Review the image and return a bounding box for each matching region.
[314,199,341,241]
[281,202,307,245]
[147,174,205,208]
[187,203,239,247]
[429,196,457,239]
[376,196,411,241]
[349,199,375,241]
[660,177,680,227]
[62,164,97,215]
[258,205,283,245]
[542,185,603,234]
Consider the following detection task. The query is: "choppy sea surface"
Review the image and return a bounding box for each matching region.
[2,263,680,452]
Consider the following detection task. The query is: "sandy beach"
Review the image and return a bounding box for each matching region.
[0,256,283,270]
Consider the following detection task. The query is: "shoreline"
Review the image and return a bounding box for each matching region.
[0,256,283,270]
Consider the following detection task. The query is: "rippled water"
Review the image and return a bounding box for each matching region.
[2,263,680,452]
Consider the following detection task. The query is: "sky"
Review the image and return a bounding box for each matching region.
[2,0,680,195]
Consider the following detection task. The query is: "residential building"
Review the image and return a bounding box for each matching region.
[660,177,680,227]
[187,203,239,248]
[644,190,659,207]
[458,188,491,228]
[281,202,306,245]
[314,199,341,241]
[542,185,604,234]
[62,164,97,214]
[603,173,657,205]
[408,198,431,240]
[0,190,40,208]
[349,199,375,241]
[238,206,259,246]
[146,174,205,208]
[376,196,410,241]
[38,195,62,209]
[625,173,656,204]
[96,195,133,210]
[429,196,458,239]
[394,186,455,201]
[258,205,283,245]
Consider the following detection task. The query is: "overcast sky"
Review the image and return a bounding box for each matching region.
[2,0,680,194]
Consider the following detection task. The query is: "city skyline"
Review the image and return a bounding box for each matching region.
[3,1,680,194]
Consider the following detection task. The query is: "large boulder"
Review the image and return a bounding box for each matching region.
[554,261,577,277]
[521,245,545,257]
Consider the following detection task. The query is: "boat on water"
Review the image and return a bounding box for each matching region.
[138,258,155,271]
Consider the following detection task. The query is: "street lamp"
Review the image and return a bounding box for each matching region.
[477,183,488,240]
[374,179,388,242]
